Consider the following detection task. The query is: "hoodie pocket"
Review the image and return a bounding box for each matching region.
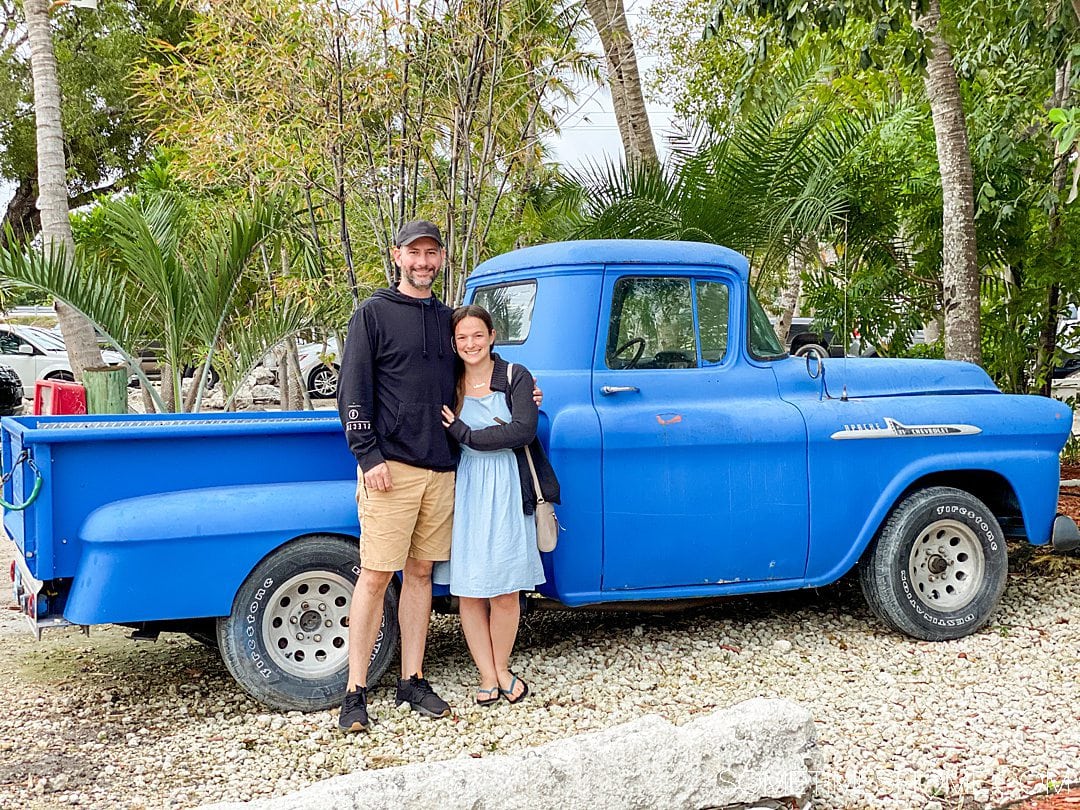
[383,403,441,461]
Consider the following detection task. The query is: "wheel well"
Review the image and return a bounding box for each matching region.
[243,532,359,585]
[898,470,1024,538]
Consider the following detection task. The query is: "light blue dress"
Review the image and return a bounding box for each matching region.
[445,392,546,598]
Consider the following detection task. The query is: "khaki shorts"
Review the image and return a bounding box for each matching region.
[357,460,454,571]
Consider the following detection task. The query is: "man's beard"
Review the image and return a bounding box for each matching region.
[403,267,436,289]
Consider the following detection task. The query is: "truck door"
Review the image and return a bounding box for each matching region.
[594,270,810,591]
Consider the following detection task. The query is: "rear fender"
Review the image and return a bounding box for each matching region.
[65,481,359,625]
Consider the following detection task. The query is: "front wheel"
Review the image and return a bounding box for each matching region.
[793,342,828,360]
[859,486,1007,641]
[217,534,399,711]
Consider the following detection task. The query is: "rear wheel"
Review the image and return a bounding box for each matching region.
[45,370,75,382]
[859,487,1007,641]
[217,534,399,711]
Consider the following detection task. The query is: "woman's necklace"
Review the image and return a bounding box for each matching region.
[466,363,493,390]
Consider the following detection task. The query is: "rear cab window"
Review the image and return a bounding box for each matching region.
[472,281,536,344]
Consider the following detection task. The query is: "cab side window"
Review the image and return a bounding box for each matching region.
[0,333,20,354]
[606,277,697,369]
[696,280,729,364]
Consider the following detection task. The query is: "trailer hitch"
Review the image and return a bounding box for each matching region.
[0,450,43,511]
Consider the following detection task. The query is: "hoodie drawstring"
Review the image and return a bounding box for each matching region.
[419,299,444,359]
[420,301,428,359]
[434,303,444,358]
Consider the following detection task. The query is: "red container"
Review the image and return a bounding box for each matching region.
[33,380,87,416]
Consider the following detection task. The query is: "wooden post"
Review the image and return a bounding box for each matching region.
[82,366,129,414]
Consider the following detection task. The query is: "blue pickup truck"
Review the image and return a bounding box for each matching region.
[3,240,1077,711]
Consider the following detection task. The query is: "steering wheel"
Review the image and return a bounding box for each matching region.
[612,337,647,369]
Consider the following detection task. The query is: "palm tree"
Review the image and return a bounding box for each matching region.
[542,51,923,348]
[23,0,103,376]
[583,0,658,165]
[0,193,319,413]
[558,52,908,258]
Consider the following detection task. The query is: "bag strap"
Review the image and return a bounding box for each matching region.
[522,443,545,505]
[503,362,544,505]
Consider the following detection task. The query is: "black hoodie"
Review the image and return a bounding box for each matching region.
[337,286,457,472]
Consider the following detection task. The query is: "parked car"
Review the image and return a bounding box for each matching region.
[297,338,340,399]
[774,317,927,359]
[0,363,24,416]
[0,324,127,391]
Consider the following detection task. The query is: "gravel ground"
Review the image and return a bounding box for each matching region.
[1,539,1078,810]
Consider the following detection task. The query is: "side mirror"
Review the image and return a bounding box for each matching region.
[18,344,34,356]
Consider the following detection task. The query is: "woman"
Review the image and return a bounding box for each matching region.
[440,304,559,706]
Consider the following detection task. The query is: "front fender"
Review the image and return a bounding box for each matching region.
[806,450,1057,588]
[65,481,359,624]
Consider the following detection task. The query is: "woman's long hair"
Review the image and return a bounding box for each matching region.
[451,304,495,414]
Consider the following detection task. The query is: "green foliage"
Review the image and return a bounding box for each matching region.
[896,339,945,360]
[138,0,596,302]
[1051,107,1080,153]
[1,187,321,412]
[544,45,922,349]
[0,0,192,200]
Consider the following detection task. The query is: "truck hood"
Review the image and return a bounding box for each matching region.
[814,358,1000,398]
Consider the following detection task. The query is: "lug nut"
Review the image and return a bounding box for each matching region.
[301,602,309,610]
[296,633,304,641]
[318,603,326,612]
[325,620,332,627]
[313,634,322,642]
[290,616,298,624]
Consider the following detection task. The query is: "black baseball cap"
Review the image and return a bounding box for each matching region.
[395,220,444,247]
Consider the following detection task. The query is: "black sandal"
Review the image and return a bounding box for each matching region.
[499,673,529,704]
[476,686,500,706]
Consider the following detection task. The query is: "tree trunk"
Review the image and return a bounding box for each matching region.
[776,246,806,344]
[160,363,176,413]
[915,0,981,365]
[83,367,129,414]
[0,177,40,248]
[276,345,292,411]
[286,337,311,411]
[1036,55,1074,396]
[24,0,102,376]
[139,379,156,414]
[584,0,658,166]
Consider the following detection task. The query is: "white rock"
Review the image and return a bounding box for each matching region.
[198,699,816,810]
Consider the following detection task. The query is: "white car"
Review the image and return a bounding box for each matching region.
[0,324,127,391]
[297,338,340,399]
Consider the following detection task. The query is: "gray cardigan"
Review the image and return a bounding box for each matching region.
[445,353,561,515]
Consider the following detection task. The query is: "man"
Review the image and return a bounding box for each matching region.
[336,220,457,732]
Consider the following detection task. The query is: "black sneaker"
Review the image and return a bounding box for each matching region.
[395,674,451,718]
[338,687,369,733]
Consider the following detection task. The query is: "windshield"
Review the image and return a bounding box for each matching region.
[23,327,66,350]
[747,289,786,360]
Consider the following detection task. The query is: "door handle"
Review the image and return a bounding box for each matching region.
[600,385,640,395]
